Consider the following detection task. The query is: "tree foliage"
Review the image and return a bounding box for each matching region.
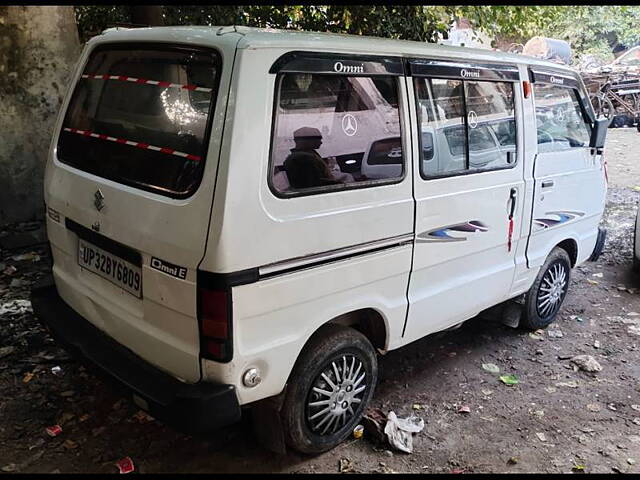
[73,5,639,63]
[541,6,640,63]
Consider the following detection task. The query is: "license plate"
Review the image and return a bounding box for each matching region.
[78,239,142,298]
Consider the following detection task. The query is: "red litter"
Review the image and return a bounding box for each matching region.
[116,457,135,474]
[45,425,62,437]
[457,405,471,414]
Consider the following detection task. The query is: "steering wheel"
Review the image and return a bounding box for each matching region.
[537,130,555,144]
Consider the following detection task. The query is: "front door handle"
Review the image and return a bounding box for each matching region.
[541,180,555,188]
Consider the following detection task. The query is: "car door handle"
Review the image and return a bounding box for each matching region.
[541,180,555,188]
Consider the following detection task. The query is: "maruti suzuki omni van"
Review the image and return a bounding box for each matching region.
[32,26,608,454]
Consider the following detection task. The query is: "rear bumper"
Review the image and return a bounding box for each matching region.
[30,275,241,433]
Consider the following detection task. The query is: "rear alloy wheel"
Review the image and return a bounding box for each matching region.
[280,324,377,454]
[521,247,572,330]
[306,354,367,435]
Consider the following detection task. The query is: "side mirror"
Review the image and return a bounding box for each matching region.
[589,117,609,149]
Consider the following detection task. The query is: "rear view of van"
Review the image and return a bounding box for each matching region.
[33,28,244,432]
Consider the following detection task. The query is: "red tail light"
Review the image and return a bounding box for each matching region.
[198,285,232,362]
[523,80,531,98]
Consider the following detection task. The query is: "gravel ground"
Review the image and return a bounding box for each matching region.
[1,128,640,474]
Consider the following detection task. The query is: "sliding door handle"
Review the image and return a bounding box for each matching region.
[541,180,555,188]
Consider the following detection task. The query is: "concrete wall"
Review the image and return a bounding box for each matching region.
[0,6,81,225]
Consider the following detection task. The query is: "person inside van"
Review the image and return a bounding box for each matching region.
[284,126,342,189]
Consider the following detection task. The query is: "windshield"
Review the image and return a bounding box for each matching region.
[57,44,220,197]
[614,47,640,66]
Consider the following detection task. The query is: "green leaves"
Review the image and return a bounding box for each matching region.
[499,374,520,386]
[73,4,640,65]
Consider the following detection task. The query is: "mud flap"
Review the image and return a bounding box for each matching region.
[479,296,523,329]
[251,391,287,454]
[588,226,607,261]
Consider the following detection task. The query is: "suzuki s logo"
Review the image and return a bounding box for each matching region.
[333,61,364,74]
[550,76,564,85]
[460,68,480,78]
[94,189,105,212]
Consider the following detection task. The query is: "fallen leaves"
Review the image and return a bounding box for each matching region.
[0,346,15,359]
[555,380,579,388]
[499,374,520,386]
[62,439,78,450]
[482,363,500,373]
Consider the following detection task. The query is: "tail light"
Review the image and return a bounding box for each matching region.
[197,280,232,362]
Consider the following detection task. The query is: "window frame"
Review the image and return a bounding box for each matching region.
[530,70,594,153]
[413,75,520,181]
[267,68,408,200]
[55,41,222,200]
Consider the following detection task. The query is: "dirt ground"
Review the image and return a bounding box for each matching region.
[2,128,640,474]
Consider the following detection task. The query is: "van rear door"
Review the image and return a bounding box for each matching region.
[44,35,239,383]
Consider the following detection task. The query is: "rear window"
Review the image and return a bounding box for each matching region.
[57,44,221,197]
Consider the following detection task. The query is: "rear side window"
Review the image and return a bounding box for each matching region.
[533,84,591,152]
[415,77,517,178]
[57,45,220,197]
[270,74,403,196]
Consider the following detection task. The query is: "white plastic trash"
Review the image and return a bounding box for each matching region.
[383,411,425,453]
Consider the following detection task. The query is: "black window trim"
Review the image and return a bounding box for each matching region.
[269,51,405,76]
[529,67,595,124]
[55,41,223,200]
[409,58,521,82]
[413,76,519,181]
[266,68,408,200]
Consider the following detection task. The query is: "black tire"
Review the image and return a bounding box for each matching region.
[280,324,378,454]
[521,247,572,331]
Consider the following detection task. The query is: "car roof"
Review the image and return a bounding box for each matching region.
[99,25,577,74]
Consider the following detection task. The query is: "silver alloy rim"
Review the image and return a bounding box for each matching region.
[537,262,567,318]
[306,354,367,435]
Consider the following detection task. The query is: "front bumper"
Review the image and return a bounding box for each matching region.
[30,275,241,433]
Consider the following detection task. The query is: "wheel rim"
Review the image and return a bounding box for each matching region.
[536,261,568,318]
[305,354,367,436]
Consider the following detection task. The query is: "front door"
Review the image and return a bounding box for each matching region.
[403,60,526,344]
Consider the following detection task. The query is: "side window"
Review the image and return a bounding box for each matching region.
[270,74,403,195]
[415,77,517,178]
[533,84,591,152]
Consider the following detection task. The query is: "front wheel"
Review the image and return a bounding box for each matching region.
[521,247,572,330]
[280,324,378,454]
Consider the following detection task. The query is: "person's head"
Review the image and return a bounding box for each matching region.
[293,126,322,150]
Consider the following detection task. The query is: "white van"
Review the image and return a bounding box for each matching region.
[32,26,609,454]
